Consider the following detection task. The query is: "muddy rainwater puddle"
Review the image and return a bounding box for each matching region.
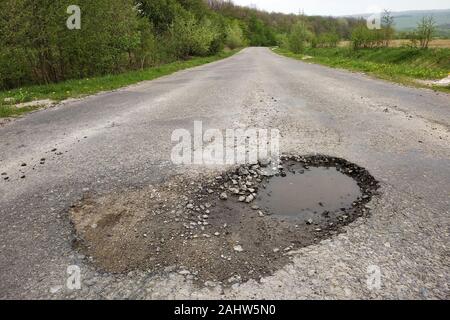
[257,165,362,221]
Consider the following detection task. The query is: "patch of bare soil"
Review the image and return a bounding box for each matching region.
[69,155,379,285]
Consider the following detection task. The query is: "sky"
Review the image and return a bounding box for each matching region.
[231,0,450,16]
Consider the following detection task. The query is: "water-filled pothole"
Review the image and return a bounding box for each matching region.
[69,154,379,285]
[258,163,362,222]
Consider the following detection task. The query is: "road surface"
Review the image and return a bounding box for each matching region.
[0,47,449,299]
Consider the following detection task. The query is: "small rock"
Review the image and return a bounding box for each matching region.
[245,195,254,203]
[307,270,316,277]
[229,188,239,194]
[20,163,26,167]
[178,270,190,275]
[49,285,63,294]
[306,218,313,225]
[233,245,244,252]
[219,192,228,200]
[259,158,271,167]
[238,167,249,175]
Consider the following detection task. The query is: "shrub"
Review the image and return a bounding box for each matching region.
[225,20,245,49]
[288,21,313,54]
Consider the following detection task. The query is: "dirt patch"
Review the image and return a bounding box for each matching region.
[15,99,55,109]
[69,154,379,285]
[416,75,450,87]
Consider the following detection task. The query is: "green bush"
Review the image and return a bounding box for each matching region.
[313,32,340,48]
[0,0,143,89]
[167,13,220,58]
[225,20,246,49]
[288,21,314,54]
[0,0,232,90]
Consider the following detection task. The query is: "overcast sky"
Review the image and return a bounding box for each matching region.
[232,0,450,16]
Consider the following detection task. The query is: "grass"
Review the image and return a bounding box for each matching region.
[273,47,450,93]
[339,39,450,49]
[0,49,241,118]
[0,104,43,118]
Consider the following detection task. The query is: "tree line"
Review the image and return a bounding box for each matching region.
[280,9,440,54]
[0,0,363,90]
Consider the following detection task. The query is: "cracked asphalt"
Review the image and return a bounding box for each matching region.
[0,47,449,299]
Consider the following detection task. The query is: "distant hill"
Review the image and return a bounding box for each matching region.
[346,9,450,37]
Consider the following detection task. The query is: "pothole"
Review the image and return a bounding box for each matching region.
[69,154,379,286]
[257,161,362,222]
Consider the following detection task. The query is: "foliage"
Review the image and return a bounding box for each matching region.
[381,10,395,47]
[312,32,340,48]
[288,20,314,54]
[167,13,221,58]
[225,20,246,49]
[0,0,237,90]
[246,15,277,46]
[207,0,360,39]
[416,16,437,49]
[0,0,143,89]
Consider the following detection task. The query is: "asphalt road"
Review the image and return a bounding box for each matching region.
[0,47,449,299]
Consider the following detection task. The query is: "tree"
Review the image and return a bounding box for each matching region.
[416,16,436,49]
[351,24,378,49]
[381,10,395,47]
[225,20,245,49]
[134,21,158,69]
[168,13,219,58]
[288,20,313,53]
[0,0,143,88]
[135,0,183,34]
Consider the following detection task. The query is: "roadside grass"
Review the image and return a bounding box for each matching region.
[0,104,43,118]
[0,49,241,118]
[273,47,450,93]
[339,39,450,49]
